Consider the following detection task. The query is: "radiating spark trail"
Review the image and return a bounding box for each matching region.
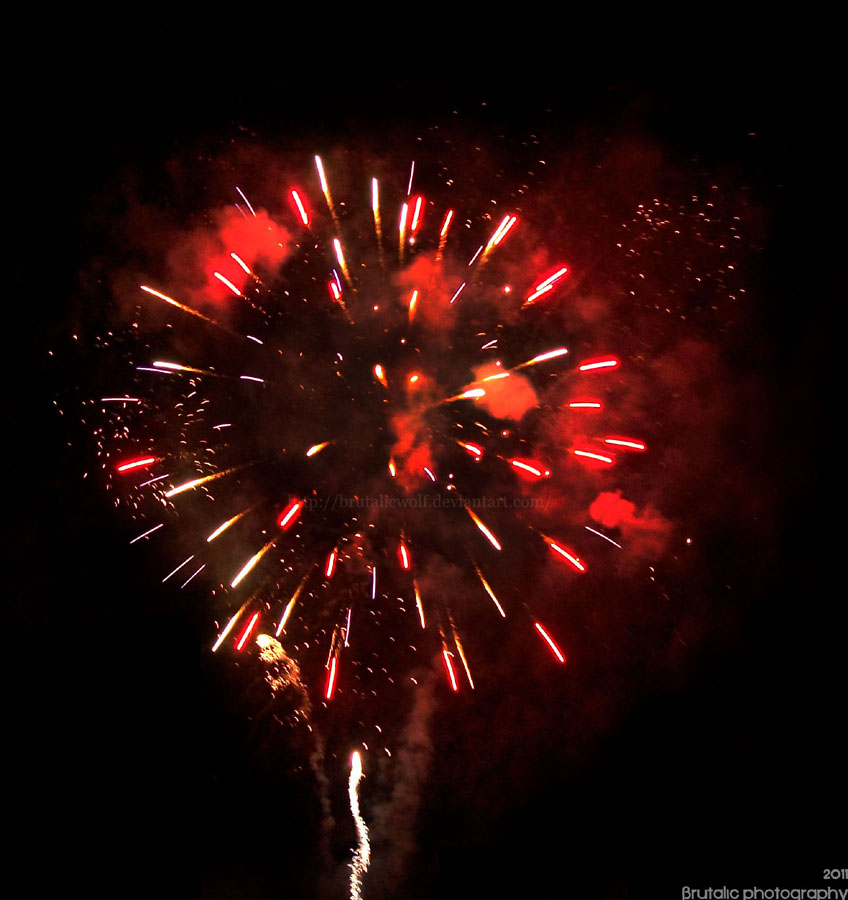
[398,202,408,257]
[277,498,304,530]
[407,289,419,322]
[230,252,251,274]
[423,466,436,482]
[306,441,330,457]
[211,600,249,652]
[398,542,411,570]
[373,364,387,388]
[573,449,614,464]
[325,549,337,579]
[180,564,205,589]
[129,523,163,544]
[206,510,248,543]
[231,540,276,588]
[516,347,569,368]
[333,238,352,286]
[406,161,415,195]
[371,566,377,600]
[235,611,260,651]
[139,474,169,487]
[480,338,498,350]
[584,526,622,548]
[523,265,569,307]
[442,648,460,692]
[345,606,352,647]
[475,566,506,617]
[140,285,220,328]
[449,282,466,304]
[276,572,310,636]
[410,196,423,232]
[162,555,195,583]
[546,540,586,572]
[578,358,619,372]
[100,397,139,403]
[235,187,255,216]
[413,581,426,629]
[466,508,502,551]
[484,214,517,254]
[325,654,338,700]
[348,751,370,900]
[604,437,647,451]
[568,401,602,409]
[165,465,243,498]
[116,456,156,472]
[440,208,454,238]
[315,155,334,216]
[509,459,548,478]
[535,621,566,663]
[290,189,310,226]
[443,387,485,403]
[454,633,475,689]
[213,271,241,297]
[457,441,483,458]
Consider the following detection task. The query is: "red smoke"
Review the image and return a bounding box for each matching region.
[590,490,671,558]
[471,364,538,421]
[166,206,293,304]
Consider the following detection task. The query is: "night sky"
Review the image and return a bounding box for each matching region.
[8,41,841,900]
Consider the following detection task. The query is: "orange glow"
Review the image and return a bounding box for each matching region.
[374,364,387,387]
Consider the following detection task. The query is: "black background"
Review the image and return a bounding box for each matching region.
[7,35,842,900]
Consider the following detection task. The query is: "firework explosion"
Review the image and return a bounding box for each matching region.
[73,133,756,896]
[93,150,647,713]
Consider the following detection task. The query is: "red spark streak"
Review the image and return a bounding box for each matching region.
[442,649,459,692]
[290,189,310,226]
[116,456,156,472]
[548,541,586,572]
[325,550,337,578]
[573,449,614,464]
[277,499,304,530]
[325,656,338,700]
[509,458,549,478]
[534,622,566,663]
[213,271,241,296]
[440,209,454,238]
[410,195,424,231]
[578,357,619,372]
[236,612,260,651]
[459,441,483,458]
[604,436,647,451]
[399,542,411,570]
